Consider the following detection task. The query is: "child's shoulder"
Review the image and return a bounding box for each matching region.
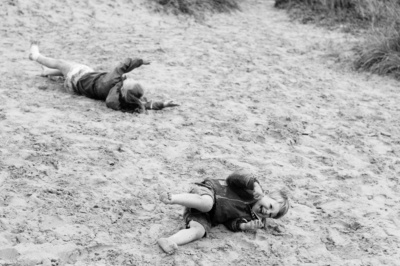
[202,178,227,188]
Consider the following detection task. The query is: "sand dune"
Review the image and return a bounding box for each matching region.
[0,0,399,265]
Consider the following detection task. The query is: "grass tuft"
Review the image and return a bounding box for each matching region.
[275,0,400,80]
[148,0,240,18]
[355,33,400,78]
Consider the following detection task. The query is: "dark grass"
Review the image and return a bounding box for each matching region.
[275,0,400,80]
[149,0,240,18]
[355,33,400,79]
[274,0,369,31]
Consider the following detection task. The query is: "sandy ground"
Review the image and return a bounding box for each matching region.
[0,0,400,265]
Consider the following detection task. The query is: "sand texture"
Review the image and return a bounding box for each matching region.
[0,0,400,265]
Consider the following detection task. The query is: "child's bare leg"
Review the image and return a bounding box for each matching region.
[158,221,205,254]
[169,221,205,245]
[29,42,76,77]
[160,192,213,213]
[40,66,63,77]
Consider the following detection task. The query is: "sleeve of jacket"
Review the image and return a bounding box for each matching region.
[224,218,248,232]
[143,100,165,110]
[115,58,144,75]
[226,172,260,190]
[105,86,121,111]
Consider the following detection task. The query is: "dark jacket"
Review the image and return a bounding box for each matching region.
[200,174,261,232]
[75,58,165,112]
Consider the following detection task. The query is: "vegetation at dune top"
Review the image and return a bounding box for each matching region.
[275,0,400,80]
[148,0,240,18]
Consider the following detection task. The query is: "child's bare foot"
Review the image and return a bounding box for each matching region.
[158,186,173,204]
[29,41,40,61]
[157,238,178,255]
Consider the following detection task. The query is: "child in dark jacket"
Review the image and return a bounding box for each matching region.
[29,42,178,113]
[158,170,290,254]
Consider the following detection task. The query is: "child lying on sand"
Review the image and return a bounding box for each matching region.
[29,42,178,113]
[158,170,290,254]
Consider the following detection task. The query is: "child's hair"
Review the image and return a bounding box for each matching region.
[123,79,144,99]
[119,80,145,113]
[269,189,290,219]
[228,170,290,218]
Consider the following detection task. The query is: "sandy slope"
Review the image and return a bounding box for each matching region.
[0,0,399,265]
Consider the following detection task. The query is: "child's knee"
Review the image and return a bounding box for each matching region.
[200,195,214,212]
[188,221,206,239]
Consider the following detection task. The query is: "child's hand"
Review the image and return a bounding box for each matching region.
[241,219,265,230]
[142,60,151,65]
[253,182,264,200]
[163,100,180,108]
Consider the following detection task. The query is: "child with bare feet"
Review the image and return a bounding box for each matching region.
[157,170,290,254]
[28,42,179,113]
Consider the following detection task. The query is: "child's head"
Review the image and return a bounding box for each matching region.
[252,189,289,219]
[121,79,144,100]
[120,79,145,112]
[268,189,289,219]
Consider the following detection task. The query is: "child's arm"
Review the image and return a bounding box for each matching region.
[115,58,147,75]
[239,219,265,230]
[142,98,179,110]
[105,86,122,111]
[226,172,259,190]
[224,218,248,232]
[226,172,263,199]
[224,218,264,232]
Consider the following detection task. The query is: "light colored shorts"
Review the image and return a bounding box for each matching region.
[64,64,94,94]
